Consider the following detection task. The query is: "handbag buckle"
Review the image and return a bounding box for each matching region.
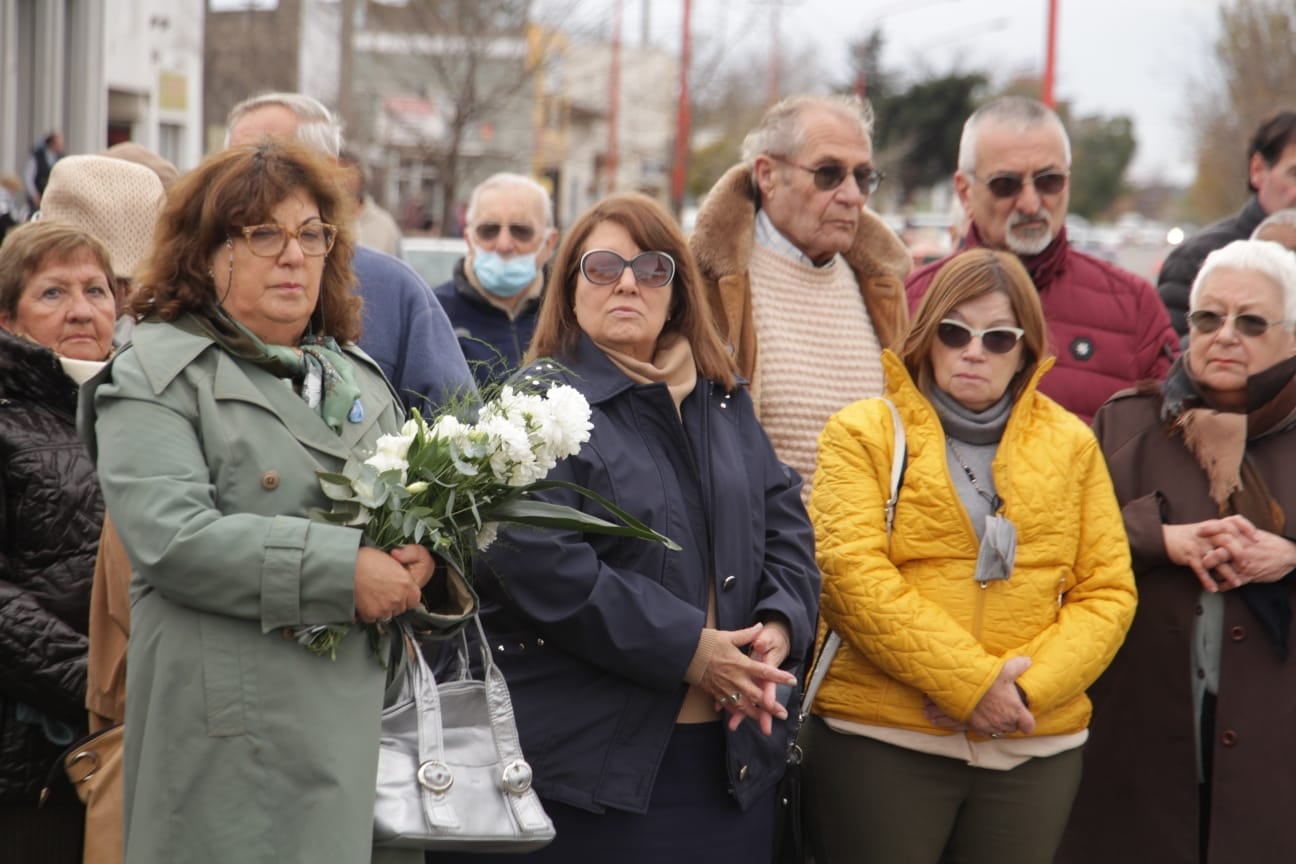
[500,759,534,795]
[417,760,454,793]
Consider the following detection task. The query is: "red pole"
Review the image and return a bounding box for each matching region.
[671,0,692,216]
[1041,0,1058,107]
[607,0,622,194]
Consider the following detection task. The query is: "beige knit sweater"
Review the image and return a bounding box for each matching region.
[748,243,884,500]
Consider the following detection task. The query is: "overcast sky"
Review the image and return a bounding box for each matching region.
[606,0,1227,186]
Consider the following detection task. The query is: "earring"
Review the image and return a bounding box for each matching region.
[207,269,215,280]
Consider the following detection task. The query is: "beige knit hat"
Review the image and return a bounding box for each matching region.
[102,141,179,188]
[39,155,167,281]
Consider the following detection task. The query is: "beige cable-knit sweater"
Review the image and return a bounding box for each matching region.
[748,243,885,500]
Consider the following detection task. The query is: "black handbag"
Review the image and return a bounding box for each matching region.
[773,398,906,864]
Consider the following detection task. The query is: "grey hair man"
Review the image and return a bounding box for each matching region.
[433,172,557,388]
[906,96,1178,423]
[689,94,911,499]
[224,91,474,414]
[1252,208,1296,251]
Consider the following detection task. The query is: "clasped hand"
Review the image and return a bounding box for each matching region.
[353,544,435,623]
[1163,516,1296,593]
[924,655,1036,739]
[701,622,797,736]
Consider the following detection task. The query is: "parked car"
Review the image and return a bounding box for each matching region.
[400,236,468,288]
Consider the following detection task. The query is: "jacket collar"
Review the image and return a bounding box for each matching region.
[119,319,385,462]
[0,328,79,418]
[689,163,912,283]
[1239,195,1269,235]
[881,349,1056,423]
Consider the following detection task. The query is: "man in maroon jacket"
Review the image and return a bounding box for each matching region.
[905,97,1178,422]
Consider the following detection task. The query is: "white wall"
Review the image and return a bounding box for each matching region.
[104,0,204,170]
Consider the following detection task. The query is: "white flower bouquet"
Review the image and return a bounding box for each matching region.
[300,380,679,657]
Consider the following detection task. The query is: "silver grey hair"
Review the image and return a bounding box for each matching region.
[224,91,343,158]
[465,173,555,228]
[1252,208,1296,241]
[740,94,875,165]
[956,97,1072,175]
[1191,239,1296,325]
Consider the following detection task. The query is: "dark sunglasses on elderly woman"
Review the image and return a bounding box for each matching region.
[1188,309,1289,337]
[973,169,1070,199]
[936,319,1025,354]
[579,249,676,288]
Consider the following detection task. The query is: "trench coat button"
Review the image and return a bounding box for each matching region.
[1230,625,1246,642]
[1194,603,1204,616]
[1221,730,1238,746]
[281,628,295,641]
[1196,668,1206,680]
[737,764,749,781]
[261,470,281,490]
[722,575,737,592]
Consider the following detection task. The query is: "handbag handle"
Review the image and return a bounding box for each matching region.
[798,398,906,724]
[401,617,550,834]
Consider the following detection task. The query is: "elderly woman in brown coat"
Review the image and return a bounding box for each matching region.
[1060,239,1296,864]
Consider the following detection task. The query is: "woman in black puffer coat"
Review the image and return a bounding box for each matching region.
[0,222,117,861]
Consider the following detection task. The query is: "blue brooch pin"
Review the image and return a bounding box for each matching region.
[348,398,365,423]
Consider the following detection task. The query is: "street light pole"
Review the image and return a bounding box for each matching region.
[1041,0,1058,107]
[671,0,692,217]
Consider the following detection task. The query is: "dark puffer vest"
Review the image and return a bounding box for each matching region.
[0,329,98,802]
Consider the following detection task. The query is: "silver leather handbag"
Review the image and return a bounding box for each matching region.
[374,617,556,851]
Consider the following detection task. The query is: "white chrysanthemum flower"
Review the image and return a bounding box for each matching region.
[541,384,593,458]
[476,414,540,486]
[476,522,499,551]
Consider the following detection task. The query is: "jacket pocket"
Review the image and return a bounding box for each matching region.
[199,614,246,737]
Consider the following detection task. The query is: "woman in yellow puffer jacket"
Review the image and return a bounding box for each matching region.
[802,249,1137,864]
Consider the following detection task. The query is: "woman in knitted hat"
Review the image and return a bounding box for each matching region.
[0,220,118,861]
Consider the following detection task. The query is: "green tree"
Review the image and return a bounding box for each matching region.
[1068,114,1137,220]
[876,72,987,204]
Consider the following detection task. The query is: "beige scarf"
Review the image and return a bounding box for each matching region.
[594,331,698,414]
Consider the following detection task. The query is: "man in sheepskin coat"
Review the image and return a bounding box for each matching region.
[690,94,911,498]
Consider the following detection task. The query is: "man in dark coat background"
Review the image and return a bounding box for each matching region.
[1158,110,1296,340]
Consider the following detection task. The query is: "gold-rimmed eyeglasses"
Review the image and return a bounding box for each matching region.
[235,222,338,258]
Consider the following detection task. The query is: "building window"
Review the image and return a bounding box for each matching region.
[158,123,183,167]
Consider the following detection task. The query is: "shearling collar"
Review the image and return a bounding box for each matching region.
[690,163,911,282]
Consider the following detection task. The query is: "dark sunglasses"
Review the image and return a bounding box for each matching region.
[1188,309,1289,338]
[579,249,676,288]
[973,169,1070,199]
[936,319,1025,354]
[773,155,884,194]
[474,222,537,243]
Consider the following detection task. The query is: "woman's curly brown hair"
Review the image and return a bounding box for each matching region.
[128,139,361,343]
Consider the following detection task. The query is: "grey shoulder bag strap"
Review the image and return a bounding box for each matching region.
[799,397,906,722]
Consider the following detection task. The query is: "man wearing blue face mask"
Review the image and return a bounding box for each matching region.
[434,173,557,387]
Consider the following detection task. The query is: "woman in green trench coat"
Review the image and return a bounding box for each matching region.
[80,140,470,864]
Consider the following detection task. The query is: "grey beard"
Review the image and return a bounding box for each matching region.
[1005,223,1054,256]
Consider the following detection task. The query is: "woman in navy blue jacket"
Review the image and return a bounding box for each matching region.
[445,193,818,864]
